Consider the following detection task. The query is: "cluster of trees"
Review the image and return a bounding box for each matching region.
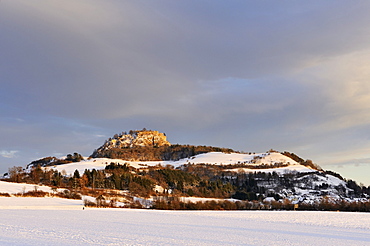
[5,163,236,199]
[285,197,370,212]
[153,198,250,210]
[282,151,322,171]
[91,144,236,161]
[77,164,234,198]
[7,165,67,186]
[26,153,84,169]
[221,162,289,170]
[153,197,370,212]
[65,153,84,162]
[347,179,370,196]
[5,163,156,198]
[74,164,155,197]
[7,165,95,190]
[15,189,81,199]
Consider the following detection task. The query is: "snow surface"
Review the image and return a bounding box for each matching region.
[0,197,82,210]
[45,158,124,175]
[0,181,63,194]
[0,197,369,246]
[48,152,312,175]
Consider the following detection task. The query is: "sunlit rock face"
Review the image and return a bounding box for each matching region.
[98,129,171,150]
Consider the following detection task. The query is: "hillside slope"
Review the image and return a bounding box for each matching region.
[49,151,314,175]
[45,151,366,204]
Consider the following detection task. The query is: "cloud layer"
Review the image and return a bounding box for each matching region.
[1,0,370,184]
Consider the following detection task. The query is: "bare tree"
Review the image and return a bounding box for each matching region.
[8,166,24,182]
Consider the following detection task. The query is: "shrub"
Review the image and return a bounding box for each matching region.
[16,190,49,197]
[83,199,97,207]
[56,190,82,200]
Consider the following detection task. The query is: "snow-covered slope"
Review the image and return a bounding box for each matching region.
[46,158,127,175]
[181,152,299,165]
[0,180,63,194]
[48,152,314,175]
[230,165,314,174]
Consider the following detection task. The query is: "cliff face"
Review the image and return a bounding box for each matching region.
[95,130,171,152]
[90,129,235,161]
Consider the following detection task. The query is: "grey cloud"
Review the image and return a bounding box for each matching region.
[3,0,370,121]
[0,150,18,158]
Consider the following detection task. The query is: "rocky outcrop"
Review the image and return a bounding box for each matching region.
[90,129,235,161]
[92,129,170,157]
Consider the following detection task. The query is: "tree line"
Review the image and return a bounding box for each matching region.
[91,144,236,161]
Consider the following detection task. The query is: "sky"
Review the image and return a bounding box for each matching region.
[1,0,370,186]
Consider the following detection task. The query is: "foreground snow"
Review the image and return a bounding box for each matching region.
[1,209,370,246]
[0,197,370,245]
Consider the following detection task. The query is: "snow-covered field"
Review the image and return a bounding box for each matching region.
[0,181,64,194]
[0,197,370,245]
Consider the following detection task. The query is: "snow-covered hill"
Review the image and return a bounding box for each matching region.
[6,129,368,207]
[14,149,369,204]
